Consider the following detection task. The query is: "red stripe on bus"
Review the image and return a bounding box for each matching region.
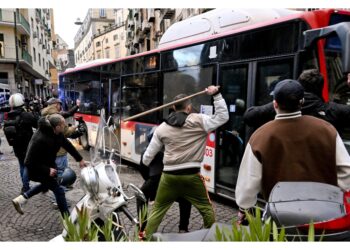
[74,113,100,124]
[121,121,136,130]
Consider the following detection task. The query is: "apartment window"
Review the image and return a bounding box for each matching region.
[39,53,41,66]
[105,48,110,58]
[115,45,120,58]
[105,38,109,44]
[113,34,118,41]
[31,18,34,28]
[33,48,36,62]
[96,41,101,47]
[0,34,4,58]
[100,9,106,18]
[43,58,45,69]
[121,32,124,40]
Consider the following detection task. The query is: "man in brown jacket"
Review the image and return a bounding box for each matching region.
[235,79,350,221]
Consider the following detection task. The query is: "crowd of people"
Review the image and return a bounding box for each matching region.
[0,93,85,218]
[1,70,350,240]
[137,70,350,238]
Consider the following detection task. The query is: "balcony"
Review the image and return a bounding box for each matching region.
[0,45,32,66]
[142,22,151,33]
[21,49,33,66]
[163,8,175,19]
[127,20,134,28]
[35,9,41,22]
[0,9,30,35]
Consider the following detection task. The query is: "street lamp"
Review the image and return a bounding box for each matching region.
[74,18,83,25]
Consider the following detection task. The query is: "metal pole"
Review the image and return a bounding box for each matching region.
[14,9,20,90]
[123,89,207,122]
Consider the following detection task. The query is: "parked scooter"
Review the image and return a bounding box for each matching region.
[153,181,350,241]
[52,109,146,241]
[263,181,350,241]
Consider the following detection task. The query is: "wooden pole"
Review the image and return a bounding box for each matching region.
[123,89,207,122]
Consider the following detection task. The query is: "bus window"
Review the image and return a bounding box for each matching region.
[163,66,215,117]
[255,60,294,106]
[220,21,301,63]
[325,33,350,105]
[75,81,101,115]
[325,13,350,104]
[324,16,350,151]
[122,73,159,123]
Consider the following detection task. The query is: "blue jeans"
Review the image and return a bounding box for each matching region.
[19,161,30,192]
[24,177,69,216]
[55,154,68,178]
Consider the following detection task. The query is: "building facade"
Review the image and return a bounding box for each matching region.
[0,8,56,101]
[53,34,75,73]
[93,8,128,60]
[125,8,211,55]
[74,9,115,65]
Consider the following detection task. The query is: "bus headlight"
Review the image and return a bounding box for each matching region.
[80,166,99,197]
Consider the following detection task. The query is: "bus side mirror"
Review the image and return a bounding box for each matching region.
[303,22,350,74]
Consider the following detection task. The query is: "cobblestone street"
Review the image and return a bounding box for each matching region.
[0,131,236,241]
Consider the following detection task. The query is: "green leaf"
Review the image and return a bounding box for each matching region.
[308,221,315,242]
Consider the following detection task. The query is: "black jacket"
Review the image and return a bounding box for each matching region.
[244,92,350,135]
[61,105,79,118]
[24,117,82,182]
[7,107,38,163]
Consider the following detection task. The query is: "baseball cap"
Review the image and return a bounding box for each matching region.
[273,79,304,111]
[47,98,62,105]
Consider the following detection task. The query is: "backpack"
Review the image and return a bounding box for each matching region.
[3,115,21,146]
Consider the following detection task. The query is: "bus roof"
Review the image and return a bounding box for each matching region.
[60,9,343,77]
[158,8,301,49]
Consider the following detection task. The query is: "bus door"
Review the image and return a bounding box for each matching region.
[105,78,122,149]
[215,63,250,198]
[105,78,121,120]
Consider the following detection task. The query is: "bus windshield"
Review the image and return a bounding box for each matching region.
[326,14,350,104]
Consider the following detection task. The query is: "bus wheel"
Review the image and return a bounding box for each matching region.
[79,124,90,150]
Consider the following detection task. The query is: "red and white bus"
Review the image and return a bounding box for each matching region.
[59,8,350,200]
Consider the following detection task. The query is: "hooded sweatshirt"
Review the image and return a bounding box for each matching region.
[142,93,229,171]
[243,92,350,135]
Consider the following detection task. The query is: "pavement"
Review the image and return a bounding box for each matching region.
[0,130,237,241]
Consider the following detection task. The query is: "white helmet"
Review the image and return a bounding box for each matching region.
[9,93,25,108]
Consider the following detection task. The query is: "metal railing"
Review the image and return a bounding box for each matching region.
[0,9,30,34]
[1,45,32,66]
[17,12,30,33]
[22,49,32,65]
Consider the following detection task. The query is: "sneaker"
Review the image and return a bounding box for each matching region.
[12,195,27,215]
